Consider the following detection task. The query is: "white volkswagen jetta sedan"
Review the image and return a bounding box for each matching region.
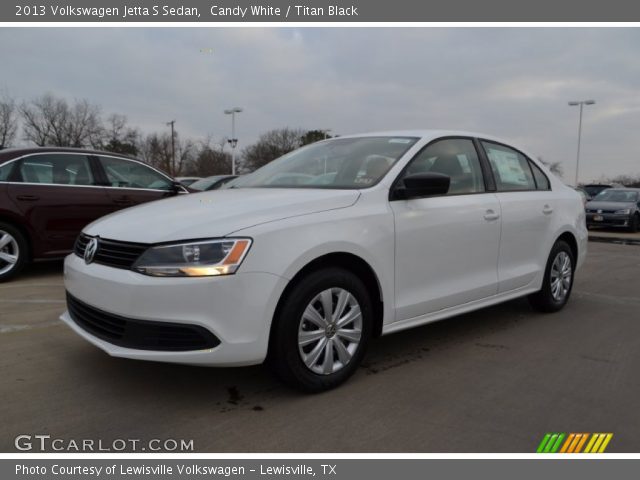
[62,131,587,391]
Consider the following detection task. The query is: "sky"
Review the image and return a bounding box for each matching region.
[1,27,639,182]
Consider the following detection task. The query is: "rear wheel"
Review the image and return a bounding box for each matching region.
[0,223,28,282]
[269,267,372,392]
[528,240,575,313]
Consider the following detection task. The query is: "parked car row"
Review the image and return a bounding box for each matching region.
[0,147,237,281]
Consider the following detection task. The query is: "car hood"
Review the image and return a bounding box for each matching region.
[84,188,361,243]
[586,201,636,211]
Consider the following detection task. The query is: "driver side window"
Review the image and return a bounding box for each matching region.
[402,138,485,195]
[97,156,172,191]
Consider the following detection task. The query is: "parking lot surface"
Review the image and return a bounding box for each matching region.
[1,241,639,452]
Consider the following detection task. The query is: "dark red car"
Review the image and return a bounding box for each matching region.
[0,147,185,281]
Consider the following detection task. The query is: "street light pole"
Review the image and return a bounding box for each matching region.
[568,100,595,186]
[166,120,176,175]
[224,107,243,175]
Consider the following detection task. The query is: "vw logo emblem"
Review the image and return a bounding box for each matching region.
[84,238,99,264]
[597,209,602,214]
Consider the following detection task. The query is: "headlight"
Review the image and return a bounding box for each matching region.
[614,209,631,215]
[133,238,252,277]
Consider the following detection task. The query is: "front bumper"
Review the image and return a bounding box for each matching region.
[61,254,287,366]
[586,213,632,228]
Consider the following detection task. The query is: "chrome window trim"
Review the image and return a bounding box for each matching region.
[0,151,178,192]
[0,181,174,193]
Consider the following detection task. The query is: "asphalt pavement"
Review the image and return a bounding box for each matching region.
[1,241,639,452]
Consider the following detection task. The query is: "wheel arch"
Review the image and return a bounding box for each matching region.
[269,251,385,352]
[556,230,578,263]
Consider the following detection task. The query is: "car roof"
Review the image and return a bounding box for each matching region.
[0,146,137,163]
[336,129,513,144]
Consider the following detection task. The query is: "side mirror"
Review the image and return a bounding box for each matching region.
[170,181,186,194]
[394,173,450,200]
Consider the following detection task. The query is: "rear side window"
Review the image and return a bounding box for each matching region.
[98,156,172,191]
[529,160,550,190]
[17,154,94,186]
[481,141,536,191]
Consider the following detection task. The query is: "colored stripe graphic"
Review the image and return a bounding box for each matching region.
[538,433,613,453]
[537,433,565,453]
[584,433,614,453]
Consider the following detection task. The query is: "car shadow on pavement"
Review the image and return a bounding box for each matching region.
[18,260,64,280]
[61,296,536,405]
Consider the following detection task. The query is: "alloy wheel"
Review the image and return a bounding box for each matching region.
[550,251,572,302]
[0,230,19,276]
[297,288,363,375]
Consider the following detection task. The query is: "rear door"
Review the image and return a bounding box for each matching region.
[479,140,556,293]
[6,153,112,257]
[93,155,177,210]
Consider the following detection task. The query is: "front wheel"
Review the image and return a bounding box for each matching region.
[629,213,639,233]
[269,267,373,392]
[528,240,575,313]
[0,223,28,283]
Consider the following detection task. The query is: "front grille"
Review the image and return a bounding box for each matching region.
[66,293,220,351]
[74,233,148,269]
[587,209,617,214]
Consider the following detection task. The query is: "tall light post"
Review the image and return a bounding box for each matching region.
[166,120,176,175]
[224,107,243,175]
[568,100,595,185]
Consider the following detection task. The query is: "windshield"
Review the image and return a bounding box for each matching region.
[593,189,639,203]
[190,176,229,191]
[230,136,419,189]
[584,185,610,197]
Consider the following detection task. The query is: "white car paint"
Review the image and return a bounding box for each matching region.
[61,130,587,367]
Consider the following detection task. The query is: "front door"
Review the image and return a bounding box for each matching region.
[391,137,501,321]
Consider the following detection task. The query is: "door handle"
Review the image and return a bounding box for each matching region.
[113,197,134,206]
[483,209,500,221]
[16,195,40,201]
[543,205,554,215]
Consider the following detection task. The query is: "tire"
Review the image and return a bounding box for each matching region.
[528,240,575,313]
[0,222,28,282]
[268,267,373,392]
[629,213,639,233]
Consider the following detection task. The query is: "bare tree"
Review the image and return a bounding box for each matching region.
[185,138,233,176]
[241,127,304,172]
[20,93,102,148]
[139,133,171,170]
[538,157,563,177]
[67,99,102,148]
[0,93,18,149]
[603,174,640,188]
[139,131,194,177]
[20,94,56,146]
[100,113,140,155]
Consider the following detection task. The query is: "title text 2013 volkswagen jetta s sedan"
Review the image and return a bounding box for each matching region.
[61,131,587,391]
